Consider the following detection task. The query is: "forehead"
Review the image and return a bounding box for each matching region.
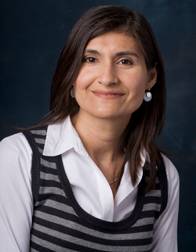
[85,32,142,53]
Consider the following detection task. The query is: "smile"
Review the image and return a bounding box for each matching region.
[92,90,125,99]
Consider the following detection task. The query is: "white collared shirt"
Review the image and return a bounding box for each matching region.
[0,116,179,252]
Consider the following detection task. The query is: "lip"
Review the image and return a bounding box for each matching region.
[92,90,125,99]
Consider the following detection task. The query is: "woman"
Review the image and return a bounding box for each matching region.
[0,5,179,252]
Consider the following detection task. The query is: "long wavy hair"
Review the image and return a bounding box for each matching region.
[36,5,166,189]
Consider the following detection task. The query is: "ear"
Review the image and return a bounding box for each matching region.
[146,67,157,90]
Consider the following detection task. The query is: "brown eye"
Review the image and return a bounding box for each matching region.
[118,58,133,65]
[82,56,97,63]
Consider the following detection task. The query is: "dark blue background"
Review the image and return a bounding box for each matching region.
[1,1,196,251]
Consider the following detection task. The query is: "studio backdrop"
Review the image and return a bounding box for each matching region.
[1,1,196,251]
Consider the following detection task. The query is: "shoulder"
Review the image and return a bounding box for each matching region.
[152,154,179,251]
[0,132,32,180]
[0,132,32,156]
[160,153,180,212]
[0,133,33,251]
[160,153,179,186]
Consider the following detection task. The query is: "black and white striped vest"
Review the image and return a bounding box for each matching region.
[23,127,168,252]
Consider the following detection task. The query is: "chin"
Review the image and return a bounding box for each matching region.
[88,110,130,120]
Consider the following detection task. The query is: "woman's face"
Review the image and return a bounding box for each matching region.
[74,32,157,121]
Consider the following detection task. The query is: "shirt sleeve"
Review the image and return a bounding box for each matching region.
[152,154,180,252]
[0,133,33,252]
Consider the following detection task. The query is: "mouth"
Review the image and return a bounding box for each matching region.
[92,90,125,99]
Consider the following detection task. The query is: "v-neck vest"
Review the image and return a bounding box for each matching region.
[23,127,168,252]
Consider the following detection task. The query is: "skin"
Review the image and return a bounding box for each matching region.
[72,32,157,196]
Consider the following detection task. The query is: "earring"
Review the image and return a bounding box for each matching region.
[144,90,152,102]
[70,86,75,98]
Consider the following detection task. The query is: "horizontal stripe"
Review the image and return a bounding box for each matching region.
[31,230,100,252]
[40,171,60,182]
[35,138,45,144]
[35,208,153,234]
[40,166,59,175]
[40,179,62,188]
[33,216,153,246]
[40,199,76,216]
[34,208,82,227]
[34,211,153,241]
[39,187,65,196]
[31,130,47,135]
[32,224,152,251]
[40,158,56,169]
[35,214,153,237]
[31,235,78,252]
[143,203,161,211]
[132,217,155,227]
[145,190,161,197]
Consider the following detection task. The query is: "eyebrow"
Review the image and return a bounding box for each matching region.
[84,49,139,58]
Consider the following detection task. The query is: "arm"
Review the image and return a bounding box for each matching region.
[0,133,33,252]
[152,154,180,252]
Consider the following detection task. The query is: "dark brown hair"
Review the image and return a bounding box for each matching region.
[38,5,166,188]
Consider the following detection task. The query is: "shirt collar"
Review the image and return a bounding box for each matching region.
[43,115,148,168]
[43,116,82,156]
[114,149,146,205]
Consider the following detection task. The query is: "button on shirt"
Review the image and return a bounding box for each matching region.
[0,116,179,252]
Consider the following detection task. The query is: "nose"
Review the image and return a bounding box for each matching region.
[98,63,118,86]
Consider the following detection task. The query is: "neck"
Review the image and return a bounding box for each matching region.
[71,110,130,162]
[71,110,131,197]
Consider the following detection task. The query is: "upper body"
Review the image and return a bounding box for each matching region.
[0,5,180,252]
[0,116,179,252]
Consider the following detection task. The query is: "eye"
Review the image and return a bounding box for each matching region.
[82,56,97,63]
[118,58,134,65]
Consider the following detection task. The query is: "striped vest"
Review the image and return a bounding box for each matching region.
[23,127,168,252]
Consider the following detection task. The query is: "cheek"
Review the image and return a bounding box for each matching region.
[123,72,148,111]
[74,69,95,107]
[125,73,147,98]
[75,67,96,90]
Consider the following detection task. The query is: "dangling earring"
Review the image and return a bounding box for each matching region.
[144,90,152,102]
[70,86,75,98]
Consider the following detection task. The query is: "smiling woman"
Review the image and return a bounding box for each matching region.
[0,5,179,252]
[74,32,157,120]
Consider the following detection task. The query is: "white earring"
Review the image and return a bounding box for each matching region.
[70,87,75,98]
[144,90,152,102]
